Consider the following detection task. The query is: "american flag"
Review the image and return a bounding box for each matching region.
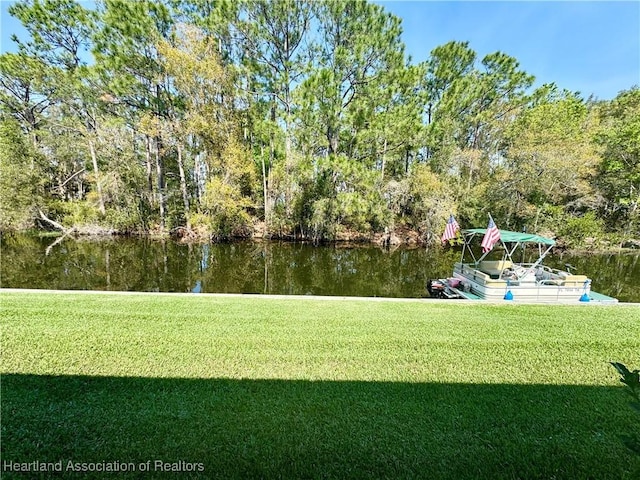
[481,216,501,253]
[441,214,460,243]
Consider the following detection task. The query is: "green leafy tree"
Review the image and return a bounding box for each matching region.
[297,0,405,157]
[234,0,314,229]
[8,0,95,70]
[405,163,456,243]
[0,53,53,145]
[0,118,43,230]
[157,24,255,235]
[291,155,389,242]
[595,87,640,240]
[426,45,534,205]
[290,0,415,240]
[494,89,600,231]
[4,0,107,219]
[353,63,427,180]
[94,0,175,228]
[425,41,477,165]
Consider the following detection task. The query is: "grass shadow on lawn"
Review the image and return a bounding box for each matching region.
[2,374,638,479]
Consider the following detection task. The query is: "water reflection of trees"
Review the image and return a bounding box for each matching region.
[1,234,638,301]
[547,252,640,302]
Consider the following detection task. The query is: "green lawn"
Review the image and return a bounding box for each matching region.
[1,291,639,479]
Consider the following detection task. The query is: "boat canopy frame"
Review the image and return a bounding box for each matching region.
[460,229,556,270]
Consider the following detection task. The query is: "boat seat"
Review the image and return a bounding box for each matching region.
[538,279,562,286]
[472,270,507,286]
[560,275,589,287]
[479,260,513,279]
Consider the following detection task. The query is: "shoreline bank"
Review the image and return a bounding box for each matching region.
[3,228,640,255]
[2,288,638,306]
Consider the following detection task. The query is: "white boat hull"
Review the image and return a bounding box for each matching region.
[437,228,619,304]
[452,262,596,303]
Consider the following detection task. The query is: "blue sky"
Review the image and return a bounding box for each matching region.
[1,0,638,100]
[379,0,640,100]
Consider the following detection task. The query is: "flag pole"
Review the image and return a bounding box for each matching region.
[489,213,508,257]
[478,213,501,262]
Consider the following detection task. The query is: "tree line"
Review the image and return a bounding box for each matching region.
[1,0,638,248]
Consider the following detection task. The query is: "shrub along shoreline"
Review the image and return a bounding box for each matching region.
[1,291,639,479]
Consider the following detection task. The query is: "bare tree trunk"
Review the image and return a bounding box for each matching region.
[195,153,203,205]
[39,209,77,256]
[39,209,72,233]
[380,137,388,181]
[30,130,38,169]
[328,125,339,155]
[154,136,166,229]
[405,148,410,174]
[88,138,106,215]
[176,143,190,230]
[261,145,269,227]
[145,135,153,193]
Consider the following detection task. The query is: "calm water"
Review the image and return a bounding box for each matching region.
[1,234,639,302]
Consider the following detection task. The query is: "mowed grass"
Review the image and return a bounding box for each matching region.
[1,291,639,479]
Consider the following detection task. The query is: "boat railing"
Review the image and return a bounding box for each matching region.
[455,263,508,286]
[529,265,589,287]
[455,262,590,288]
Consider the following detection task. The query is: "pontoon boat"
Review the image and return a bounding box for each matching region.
[428,229,618,303]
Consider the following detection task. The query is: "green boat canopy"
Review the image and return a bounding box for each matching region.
[463,229,556,246]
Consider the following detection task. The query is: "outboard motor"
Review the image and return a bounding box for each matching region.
[427,279,447,298]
